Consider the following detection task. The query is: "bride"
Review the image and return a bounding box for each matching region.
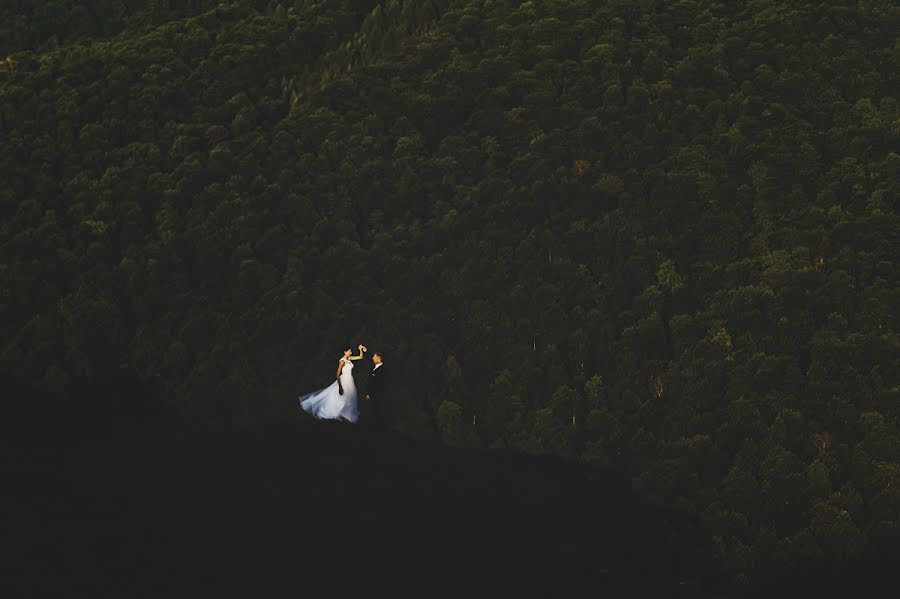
[298,344,366,422]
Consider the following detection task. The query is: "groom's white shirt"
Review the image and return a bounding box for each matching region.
[373,363,383,370]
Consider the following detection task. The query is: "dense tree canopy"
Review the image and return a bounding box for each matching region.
[1,0,898,588]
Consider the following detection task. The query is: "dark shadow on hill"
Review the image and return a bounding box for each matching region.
[0,375,727,596]
[0,369,170,447]
[3,377,896,597]
[740,537,900,599]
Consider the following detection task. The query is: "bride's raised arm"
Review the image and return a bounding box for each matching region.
[349,344,367,360]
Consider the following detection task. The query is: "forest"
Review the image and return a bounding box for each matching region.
[1,0,898,589]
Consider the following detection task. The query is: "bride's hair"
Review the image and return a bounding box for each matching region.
[342,346,353,354]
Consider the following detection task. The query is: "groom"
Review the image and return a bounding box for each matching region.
[365,352,387,427]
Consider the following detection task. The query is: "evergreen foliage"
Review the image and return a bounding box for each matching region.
[1,0,898,587]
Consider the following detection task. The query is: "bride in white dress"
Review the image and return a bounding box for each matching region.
[298,345,366,422]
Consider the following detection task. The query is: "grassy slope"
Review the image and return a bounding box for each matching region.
[2,417,718,597]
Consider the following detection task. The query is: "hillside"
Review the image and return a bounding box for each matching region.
[0,1,236,55]
[1,417,719,596]
[1,0,899,589]
[3,413,898,597]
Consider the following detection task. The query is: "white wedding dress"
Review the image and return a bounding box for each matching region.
[298,358,359,422]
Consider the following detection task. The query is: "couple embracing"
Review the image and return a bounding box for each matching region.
[297,345,387,426]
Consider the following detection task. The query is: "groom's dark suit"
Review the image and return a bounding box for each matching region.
[367,364,387,427]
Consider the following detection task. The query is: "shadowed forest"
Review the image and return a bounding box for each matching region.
[1,0,898,593]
